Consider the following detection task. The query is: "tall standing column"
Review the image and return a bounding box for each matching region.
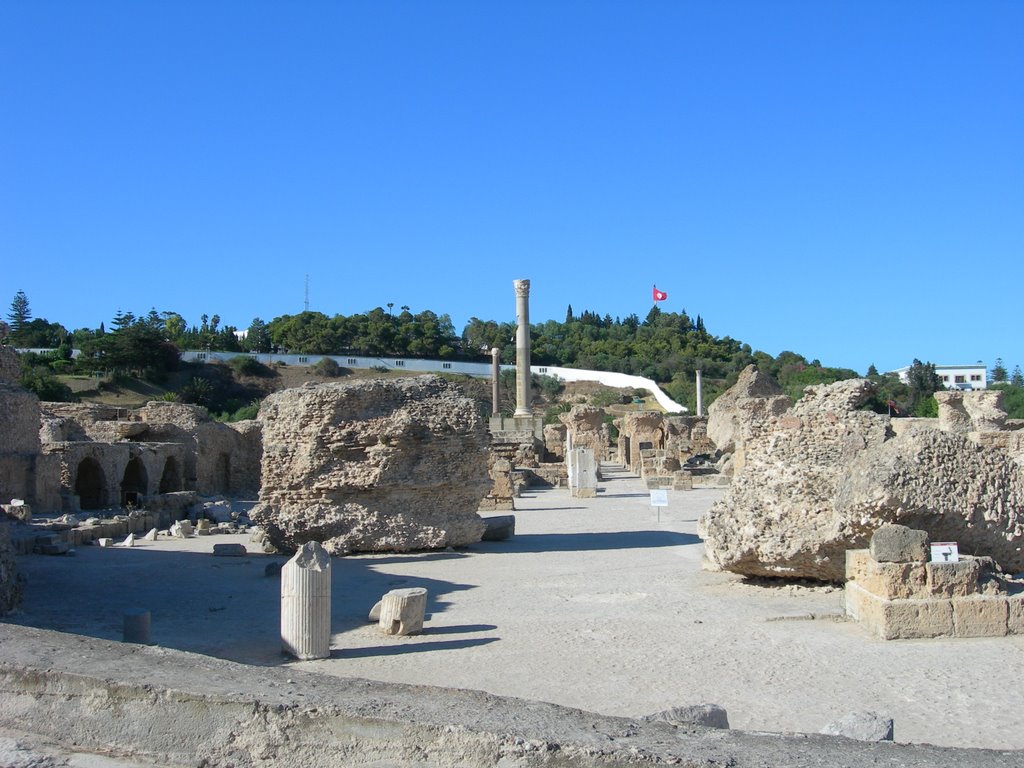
[513,279,532,417]
[491,347,501,416]
[695,369,704,417]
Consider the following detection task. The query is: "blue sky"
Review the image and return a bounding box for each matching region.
[2,2,1021,375]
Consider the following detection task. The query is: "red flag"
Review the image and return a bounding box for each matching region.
[652,285,667,302]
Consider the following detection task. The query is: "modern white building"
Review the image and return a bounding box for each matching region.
[890,363,987,391]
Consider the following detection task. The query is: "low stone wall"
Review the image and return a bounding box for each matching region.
[0,625,1017,768]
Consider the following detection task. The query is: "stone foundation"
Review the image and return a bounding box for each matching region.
[845,542,1024,640]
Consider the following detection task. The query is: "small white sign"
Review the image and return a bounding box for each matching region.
[649,489,669,507]
[930,542,959,564]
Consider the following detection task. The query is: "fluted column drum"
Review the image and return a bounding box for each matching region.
[281,541,332,659]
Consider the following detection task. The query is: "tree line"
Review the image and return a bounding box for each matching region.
[5,289,1021,418]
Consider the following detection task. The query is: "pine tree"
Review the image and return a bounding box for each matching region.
[1012,366,1024,388]
[866,364,879,377]
[7,290,31,331]
[991,358,1008,383]
[565,304,574,322]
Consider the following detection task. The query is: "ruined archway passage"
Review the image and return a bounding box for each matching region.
[159,456,182,493]
[216,453,231,495]
[75,458,107,510]
[121,457,148,508]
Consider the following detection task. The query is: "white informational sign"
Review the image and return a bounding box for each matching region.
[649,489,669,507]
[930,542,960,564]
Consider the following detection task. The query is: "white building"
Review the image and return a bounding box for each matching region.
[891,363,987,391]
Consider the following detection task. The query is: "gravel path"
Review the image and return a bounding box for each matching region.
[8,465,1023,749]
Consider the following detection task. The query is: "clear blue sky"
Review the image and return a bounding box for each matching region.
[2,2,1021,375]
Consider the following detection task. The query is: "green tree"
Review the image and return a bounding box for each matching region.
[905,359,943,416]
[1012,366,1024,388]
[243,317,273,353]
[7,290,31,332]
[991,358,1008,383]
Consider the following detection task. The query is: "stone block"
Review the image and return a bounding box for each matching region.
[644,704,729,729]
[644,477,672,489]
[1,502,32,522]
[671,472,693,491]
[926,559,980,598]
[1007,596,1024,635]
[845,550,927,600]
[98,538,113,548]
[195,519,212,536]
[39,540,70,555]
[481,515,515,541]
[821,712,893,742]
[846,584,954,639]
[952,597,1008,638]
[869,524,928,563]
[883,598,954,640]
[212,543,247,557]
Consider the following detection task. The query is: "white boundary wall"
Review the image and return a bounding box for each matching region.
[179,351,687,413]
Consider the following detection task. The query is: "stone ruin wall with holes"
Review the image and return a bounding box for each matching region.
[699,370,1024,582]
[251,375,491,555]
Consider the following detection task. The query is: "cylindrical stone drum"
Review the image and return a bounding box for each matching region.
[281,541,332,659]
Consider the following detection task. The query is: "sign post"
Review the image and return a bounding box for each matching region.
[650,489,668,522]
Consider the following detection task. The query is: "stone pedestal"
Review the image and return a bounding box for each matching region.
[569,447,598,498]
[379,587,427,636]
[123,609,150,644]
[281,541,332,659]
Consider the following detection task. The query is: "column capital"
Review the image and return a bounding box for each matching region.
[514,279,530,298]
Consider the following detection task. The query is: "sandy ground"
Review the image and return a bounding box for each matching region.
[6,465,1023,751]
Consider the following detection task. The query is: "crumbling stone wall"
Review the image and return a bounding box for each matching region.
[617,411,666,471]
[0,383,43,507]
[252,376,490,555]
[701,378,894,580]
[542,423,567,462]
[0,347,20,385]
[664,415,714,462]
[559,405,608,462]
[701,374,1024,581]
[706,365,791,475]
[0,520,21,614]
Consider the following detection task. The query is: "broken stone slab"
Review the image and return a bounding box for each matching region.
[170,521,194,538]
[481,515,515,541]
[1,503,32,522]
[281,541,332,660]
[119,533,135,548]
[35,535,70,556]
[378,587,427,636]
[143,528,158,541]
[821,711,894,742]
[643,704,730,730]
[213,543,247,557]
[97,538,113,548]
[870,525,929,564]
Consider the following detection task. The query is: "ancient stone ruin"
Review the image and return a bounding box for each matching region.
[700,370,1024,581]
[251,375,491,555]
[0,370,263,614]
[846,524,1024,639]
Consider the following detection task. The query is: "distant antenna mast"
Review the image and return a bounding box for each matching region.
[304,274,309,312]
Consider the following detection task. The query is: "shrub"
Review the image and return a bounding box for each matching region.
[230,356,273,378]
[312,357,342,377]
